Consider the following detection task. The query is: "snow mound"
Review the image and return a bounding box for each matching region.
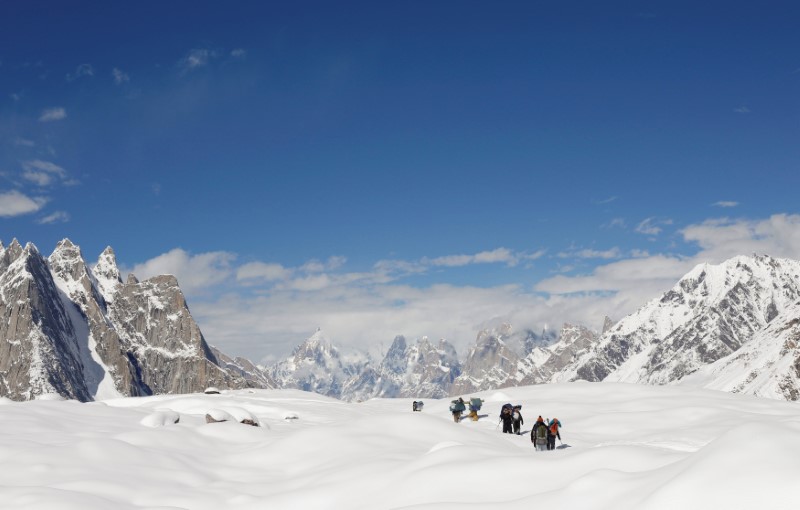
[140,410,180,427]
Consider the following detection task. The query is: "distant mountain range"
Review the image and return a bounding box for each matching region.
[2,238,799,402]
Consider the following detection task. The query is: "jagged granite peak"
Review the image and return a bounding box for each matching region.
[0,243,91,400]
[450,325,521,394]
[106,270,246,394]
[558,255,800,386]
[126,273,139,284]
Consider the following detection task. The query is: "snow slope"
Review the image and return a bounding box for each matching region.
[1,384,799,509]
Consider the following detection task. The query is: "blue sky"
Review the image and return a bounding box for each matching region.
[2,2,799,361]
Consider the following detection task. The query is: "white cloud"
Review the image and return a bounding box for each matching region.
[10,93,21,102]
[39,107,67,122]
[21,160,67,186]
[121,214,800,362]
[0,190,48,217]
[112,68,130,85]
[712,201,739,208]
[66,63,94,82]
[635,217,673,236]
[126,249,236,295]
[734,106,751,114]
[231,48,246,59]
[37,211,70,224]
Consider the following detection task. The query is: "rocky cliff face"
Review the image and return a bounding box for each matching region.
[0,241,91,400]
[0,239,254,401]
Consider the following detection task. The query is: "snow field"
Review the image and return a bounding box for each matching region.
[0,383,799,509]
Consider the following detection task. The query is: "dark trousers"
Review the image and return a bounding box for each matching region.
[513,421,521,434]
[547,435,556,450]
[502,421,513,433]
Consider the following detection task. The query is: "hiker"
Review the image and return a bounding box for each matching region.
[512,405,524,435]
[450,397,466,422]
[468,397,483,421]
[531,416,548,451]
[547,418,562,450]
[499,404,514,434]
[413,401,422,412]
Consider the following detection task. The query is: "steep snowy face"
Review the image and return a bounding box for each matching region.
[560,255,800,385]
[680,299,800,400]
[92,247,122,304]
[0,242,90,400]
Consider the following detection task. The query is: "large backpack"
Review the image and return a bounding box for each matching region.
[535,423,548,440]
[549,419,560,436]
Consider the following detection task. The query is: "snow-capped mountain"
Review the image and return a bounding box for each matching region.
[5,241,800,404]
[556,255,800,390]
[367,335,462,399]
[0,239,254,401]
[269,329,370,398]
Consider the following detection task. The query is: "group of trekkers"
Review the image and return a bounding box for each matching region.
[444,398,562,450]
[448,397,484,422]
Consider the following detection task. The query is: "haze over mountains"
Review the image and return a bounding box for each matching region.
[2,238,799,403]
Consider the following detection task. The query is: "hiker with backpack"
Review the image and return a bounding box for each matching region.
[499,404,514,434]
[512,405,524,435]
[547,418,562,450]
[450,397,466,423]
[468,397,483,421]
[531,416,548,451]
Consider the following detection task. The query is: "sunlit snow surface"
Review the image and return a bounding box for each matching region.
[1,383,799,509]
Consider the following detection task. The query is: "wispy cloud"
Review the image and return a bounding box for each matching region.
[10,93,21,102]
[558,247,622,260]
[21,160,67,186]
[635,217,673,236]
[0,190,48,217]
[12,137,35,147]
[37,211,70,224]
[733,106,751,114]
[39,107,66,122]
[425,247,544,268]
[180,49,217,72]
[592,196,618,205]
[66,63,94,82]
[712,201,739,208]
[112,67,130,85]
[230,48,246,59]
[602,218,626,229]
